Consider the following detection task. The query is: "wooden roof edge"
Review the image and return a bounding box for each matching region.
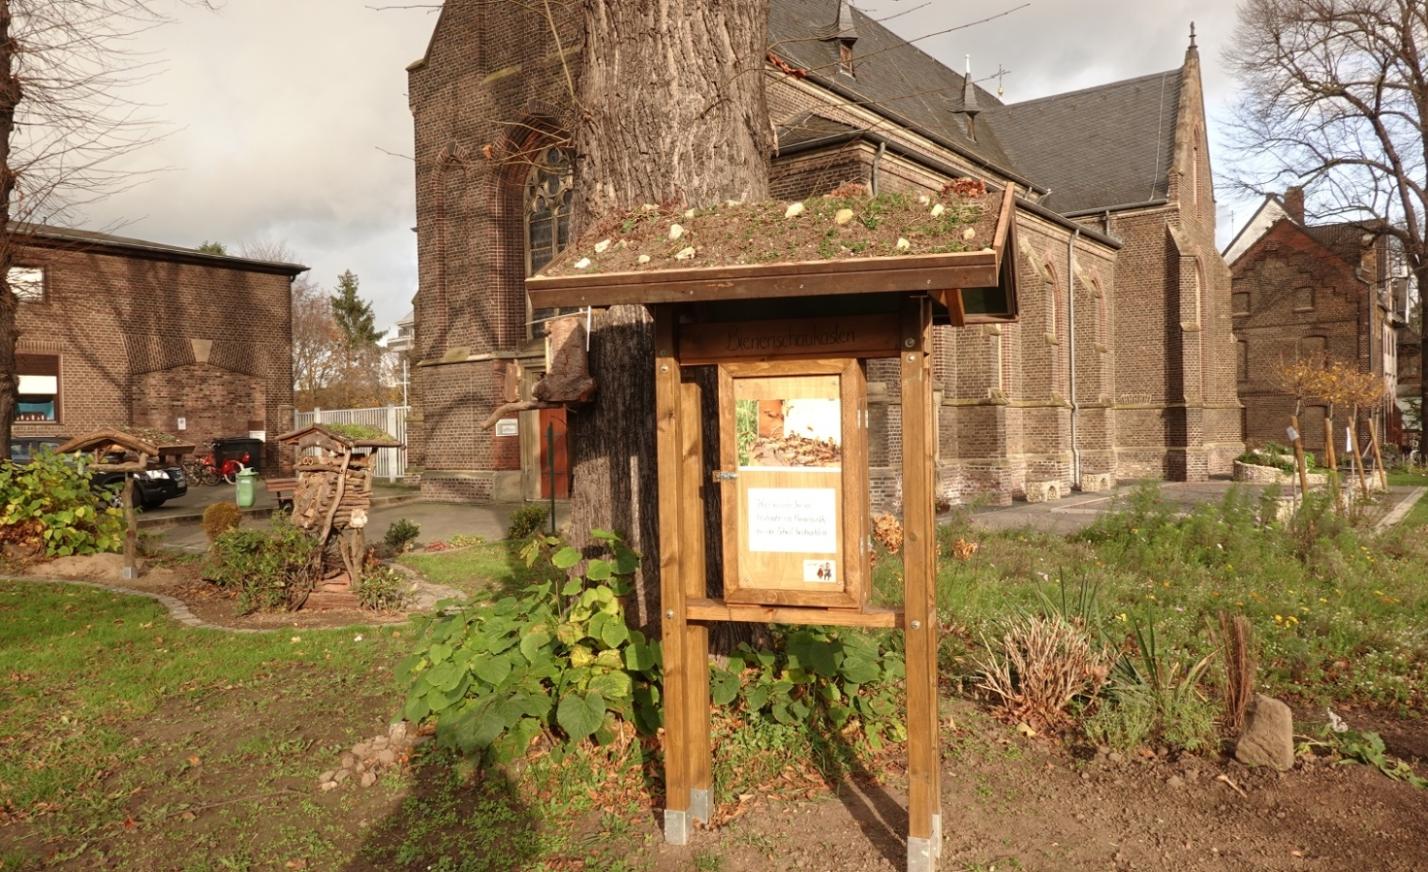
[56,429,160,456]
[276,424,404,448]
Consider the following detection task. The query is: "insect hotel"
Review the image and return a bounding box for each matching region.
[56,429,194,580]
[524,185,1021,871]
[276,424,403,607]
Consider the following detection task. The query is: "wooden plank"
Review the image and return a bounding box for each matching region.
[654,307,692,841]
[529,261,999,310]
[724,585,861,608]
[839,358,869,611]
[901,295,940,847]
[678,380,712,815]
[685,598,902,628]
[122,475,138,580]
[991,184,1015,261]
[678,314,902,364]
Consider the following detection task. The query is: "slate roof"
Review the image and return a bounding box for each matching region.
[10,221,308,275]
[769,0,1019,177]
[979,69,1183,215]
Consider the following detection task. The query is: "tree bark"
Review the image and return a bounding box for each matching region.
[0,0,19,459]
[567,0,771,627]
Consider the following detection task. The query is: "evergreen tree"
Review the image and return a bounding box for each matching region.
[330,270,380,349]
[196,240,227,255]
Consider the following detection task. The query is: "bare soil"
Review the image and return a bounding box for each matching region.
[650,699,1428,871]
[541,184,997,277]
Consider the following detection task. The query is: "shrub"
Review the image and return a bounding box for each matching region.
[0,451,123,557]
[205,515,320,614]
[975,614,1112,729]
[202,502,242,542]
[383,518,421,553]
[399,529,658,763]
[357,564,409,611]
[710,627,906,749]
[506,504,550,541]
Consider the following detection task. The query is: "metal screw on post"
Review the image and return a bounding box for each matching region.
[910,620,922,630]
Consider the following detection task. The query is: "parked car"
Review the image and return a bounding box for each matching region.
[7,437,187,510]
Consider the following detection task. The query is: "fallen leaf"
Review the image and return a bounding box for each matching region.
[834,208,854,225]
[593,239,611,253]
[186,755,201,767]
[784,202,806,218]
[1016,723,1038,738]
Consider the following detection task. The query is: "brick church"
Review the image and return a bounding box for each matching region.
[404,0,1242,506]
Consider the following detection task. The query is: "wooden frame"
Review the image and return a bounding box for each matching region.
[715,358,868,609]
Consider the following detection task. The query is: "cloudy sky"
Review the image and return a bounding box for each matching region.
[75,0,1251,329]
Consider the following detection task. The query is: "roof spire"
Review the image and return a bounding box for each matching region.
[835,0,857,43]
[962,55,980,116]
[1189,21,1197,49]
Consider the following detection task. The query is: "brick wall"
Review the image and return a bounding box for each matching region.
[1231,218,1381,452]
[13,237,296,471]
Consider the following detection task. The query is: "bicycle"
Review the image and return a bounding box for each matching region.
[182,444,251,485]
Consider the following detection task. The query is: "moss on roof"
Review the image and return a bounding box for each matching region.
[322,423,397,444]
[538,183,998,278]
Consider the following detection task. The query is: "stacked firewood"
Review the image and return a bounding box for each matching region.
[292,454,374,533]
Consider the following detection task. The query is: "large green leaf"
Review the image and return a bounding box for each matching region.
[425,661,463,692]
[587,670,633,702]
[552,546,582,569]
[624,640,658,672]
[585,558,612,580]
[519,629,552,664]
[840,655,881,685]
[473,654,513,686]
[710,669,741,706]
[556,691,606,742]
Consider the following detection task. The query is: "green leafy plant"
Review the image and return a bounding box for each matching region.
[1301,715,1428,788]
[399,529,659,762]
[505,504,550,541]
[357,564,409,611]
[204,515,320,614]
[1087,615,1217,751]
[202,502,242,542]
[383,518,421,553]
[0,451,123,557]
[711,627,907,749]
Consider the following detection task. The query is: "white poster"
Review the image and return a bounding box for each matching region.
[747,487,837,554]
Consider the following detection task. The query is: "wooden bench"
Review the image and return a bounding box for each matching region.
[265,477,297,511]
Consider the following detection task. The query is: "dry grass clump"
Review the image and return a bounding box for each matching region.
[202,502,242,542]
[1217,611,1257,736]
[976,614,1112,729]
[872,512,904,554]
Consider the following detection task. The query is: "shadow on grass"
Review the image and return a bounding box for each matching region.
[344,751,543,872]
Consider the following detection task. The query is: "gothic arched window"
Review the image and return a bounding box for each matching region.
[525,146,573,277]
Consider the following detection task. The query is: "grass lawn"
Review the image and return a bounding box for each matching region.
[399,542,544,599]
[0,582,648,871]
[1387,470,1428,487]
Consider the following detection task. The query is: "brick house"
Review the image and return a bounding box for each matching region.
[1225,189,1411,453]
[10,223,306,471]
[404,0,1241,506]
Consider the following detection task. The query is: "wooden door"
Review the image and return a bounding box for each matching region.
[537,406,571,499]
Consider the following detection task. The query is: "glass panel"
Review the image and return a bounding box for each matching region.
[732,374,844,591]
[8,267,44,302]
[16,396,56,423]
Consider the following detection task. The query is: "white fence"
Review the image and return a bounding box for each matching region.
[293,406,409,481]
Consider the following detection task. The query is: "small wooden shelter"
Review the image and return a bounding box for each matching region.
[524,185,1021,871]
[57,429,195,579]
[276,424,404,599]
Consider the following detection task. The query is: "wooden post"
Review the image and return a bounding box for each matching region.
[654,307,695,845]
[1289,415,1311,500]
[679,380,712,826]
[1348,413,1370,501]
[1324,416,1341,511]
[1369,418,1388,491]
[901,296,940,870]
[122,473,138,580]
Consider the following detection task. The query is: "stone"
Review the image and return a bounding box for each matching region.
[668,223,684,241]
[1235,694,1295,771]
[340,753,357,769]
[784,202,805,219]
[376,749,397,767]
[318,770,336,783]
[320,781,338,792]
[360,770,377,788]
[834,208,854,225]
[1167,775,1185,789]
[389,722,409,743]
[593,239,611,253]
[371,736,389,750]
[895,237,910,251]
[333,769,350,783]
[674,246,696,261]
[352,742,371,757]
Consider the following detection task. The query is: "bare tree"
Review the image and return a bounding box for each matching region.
[1227,0,1428,436]
[1,0,214,457]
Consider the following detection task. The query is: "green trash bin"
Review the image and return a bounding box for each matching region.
[235,467,258,508]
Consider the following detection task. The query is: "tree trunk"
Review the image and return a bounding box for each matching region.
[567,0,771,627]
[0,0,19,459]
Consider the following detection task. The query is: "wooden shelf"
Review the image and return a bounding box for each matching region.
[685,597,902,629]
